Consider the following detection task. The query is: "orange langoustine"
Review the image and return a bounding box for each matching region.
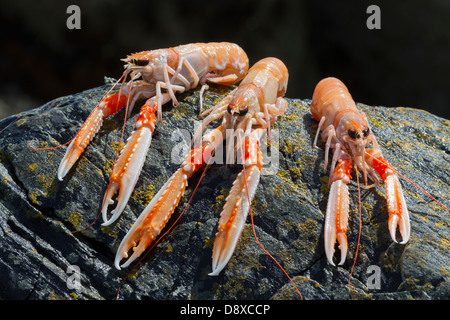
[49,42,249,227]
[310,76,410,266]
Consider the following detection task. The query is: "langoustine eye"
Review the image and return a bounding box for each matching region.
[227,104,248,116]
[348,129,359,139]
[238,105,248,115]
[132,57,149,66]
[362,127,370,137]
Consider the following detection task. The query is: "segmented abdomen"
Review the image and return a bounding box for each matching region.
[310,77,357,122]
[247,57,289,96]
[196,42,249,81]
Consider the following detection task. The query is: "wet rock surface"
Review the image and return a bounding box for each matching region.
[0,80,449,300]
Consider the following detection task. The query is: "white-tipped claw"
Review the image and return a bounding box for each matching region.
[57,108,105,181]
[101,181,134,227]
[101,127,153,226]
[57,139,79,181]
[385,174,410,244]
[324,180,349,266]
[114,225,156,270]
[114,168,188,270]
[209,165,261,276]
[336,232,348,266]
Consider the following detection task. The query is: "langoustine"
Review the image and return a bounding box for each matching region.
[54,42,249,226]
[113,57,289,276]
[310,76,410,266]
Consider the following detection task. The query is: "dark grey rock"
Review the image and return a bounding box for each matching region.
[0,80,449,300]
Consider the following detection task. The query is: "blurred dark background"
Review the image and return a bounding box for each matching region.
[1,0,449,120]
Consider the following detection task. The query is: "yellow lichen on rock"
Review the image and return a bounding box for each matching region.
[68,211,83,229]
[26,163,39,172]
